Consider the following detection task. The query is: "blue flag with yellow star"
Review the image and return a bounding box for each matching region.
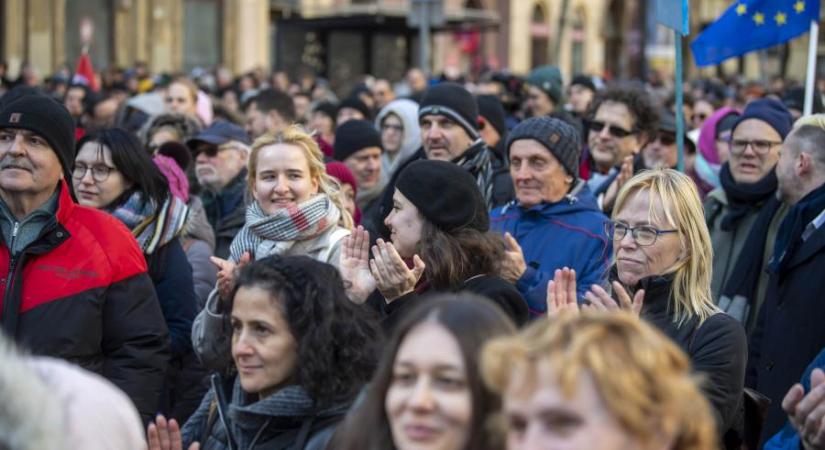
[691,0,820,66]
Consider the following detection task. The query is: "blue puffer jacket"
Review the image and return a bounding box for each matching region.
[490,183,611,316]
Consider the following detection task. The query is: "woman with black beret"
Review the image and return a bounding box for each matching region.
[341,159,529,330]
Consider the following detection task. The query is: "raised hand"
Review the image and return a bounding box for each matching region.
[501,232,527,283]
[783,368,825,450]
[546,267,579,316]
[583,281,644,315]
[210,252,250,300]
[602,155,634,213]
[370,239,426,302]
[147,414,200,450]
[339,226,376,304]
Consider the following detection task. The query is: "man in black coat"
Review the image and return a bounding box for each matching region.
[375,82,513,239]
[748,123,825,443]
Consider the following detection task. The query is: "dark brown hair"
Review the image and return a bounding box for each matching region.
[417,220,505,290]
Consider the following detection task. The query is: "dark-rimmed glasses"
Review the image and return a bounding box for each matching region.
[72,163,116,182]
[729,139,782,155]
[605,221,678,246]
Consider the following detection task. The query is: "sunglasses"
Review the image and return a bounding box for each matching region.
[656,132,676,146]
[193,143,241,158]
[588,120,637,138]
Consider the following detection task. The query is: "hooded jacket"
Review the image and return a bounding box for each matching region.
[0,180,170,423]
[375,99,421,178]
[490,182,611,316]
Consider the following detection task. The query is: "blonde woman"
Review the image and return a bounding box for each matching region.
[546,169,746,446]
[482,311,720,450]
[195,125,353,370]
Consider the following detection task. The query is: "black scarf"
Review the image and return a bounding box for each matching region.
[718,163,778,231]
[721,195,783,305]
[769,182,825,276]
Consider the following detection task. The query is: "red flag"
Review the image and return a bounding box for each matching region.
[73,52,99,92]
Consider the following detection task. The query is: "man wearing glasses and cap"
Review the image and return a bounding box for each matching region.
[186,121,252,259]
[580,86,659,212]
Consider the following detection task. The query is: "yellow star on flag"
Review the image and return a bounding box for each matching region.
[794,1,806,13]
[774,11,787,25]
[753,12,765,25]
[736,3,747,15]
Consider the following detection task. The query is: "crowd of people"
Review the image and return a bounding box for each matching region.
[1,60,825,450]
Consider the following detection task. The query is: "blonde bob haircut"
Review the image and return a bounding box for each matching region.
[248,125,354,230]
[612,169,718,325]
[482,312,718,450]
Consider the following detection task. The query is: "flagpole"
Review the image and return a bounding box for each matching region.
[675,31,685,172]
[804,19,819,116]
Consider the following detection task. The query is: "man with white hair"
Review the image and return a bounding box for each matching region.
[186,121,251,258]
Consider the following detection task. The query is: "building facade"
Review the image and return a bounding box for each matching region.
[1,0,823,88]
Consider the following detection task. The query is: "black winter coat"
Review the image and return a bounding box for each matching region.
[632,272,747,441]
[747,223,825,443]
[201,169,247,259]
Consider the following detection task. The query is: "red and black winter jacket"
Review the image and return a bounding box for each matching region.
[0,180,171,422]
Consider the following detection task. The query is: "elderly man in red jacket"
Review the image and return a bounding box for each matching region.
[0,91,170,423]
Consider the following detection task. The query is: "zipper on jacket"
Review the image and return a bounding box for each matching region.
[3,222,20,300]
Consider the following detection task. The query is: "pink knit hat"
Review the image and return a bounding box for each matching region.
[153,153,190,203]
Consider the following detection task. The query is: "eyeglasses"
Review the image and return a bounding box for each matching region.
[605,221,678,246]
[72,163,116,182]
[381,123,403,133]
[588,120,637,138]
[729,139,782,155]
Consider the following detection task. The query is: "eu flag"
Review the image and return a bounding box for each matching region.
[691,0,820,66]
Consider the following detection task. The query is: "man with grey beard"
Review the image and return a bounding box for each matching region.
[186,121,251,258]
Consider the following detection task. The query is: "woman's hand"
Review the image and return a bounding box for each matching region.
[339,226,376,304]
[501,233,527,283]
[370,239,426,302]
[147,414,200,450]
[546,267,579,316]
[210,252,251,300]
[583,281,644,316]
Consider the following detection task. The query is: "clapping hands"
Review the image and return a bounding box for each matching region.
[339,227,426,304]
[545,267,644,316]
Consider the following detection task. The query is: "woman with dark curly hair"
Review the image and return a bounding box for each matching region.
[329,293,516,450]
[341,160,528,329]
[148,255,381,450]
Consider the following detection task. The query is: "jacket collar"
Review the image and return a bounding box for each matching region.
[55,178,77,225]
[608,265,674,315]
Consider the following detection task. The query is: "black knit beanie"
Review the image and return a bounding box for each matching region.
[396,160,489,232]
[418,83,480,140]
[333,119,383,162]
[0,94,76,185]
[338,96,372,121]
[477,95,507,138]
[506,117,582,178]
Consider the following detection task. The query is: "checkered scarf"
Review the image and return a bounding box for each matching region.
[229,194,340,262]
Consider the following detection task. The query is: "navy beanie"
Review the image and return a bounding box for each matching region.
[396,160,489,232]
[732,98,793,139]
[334,119,383,162]
[0,94,76,186]
[418,83,480,140]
